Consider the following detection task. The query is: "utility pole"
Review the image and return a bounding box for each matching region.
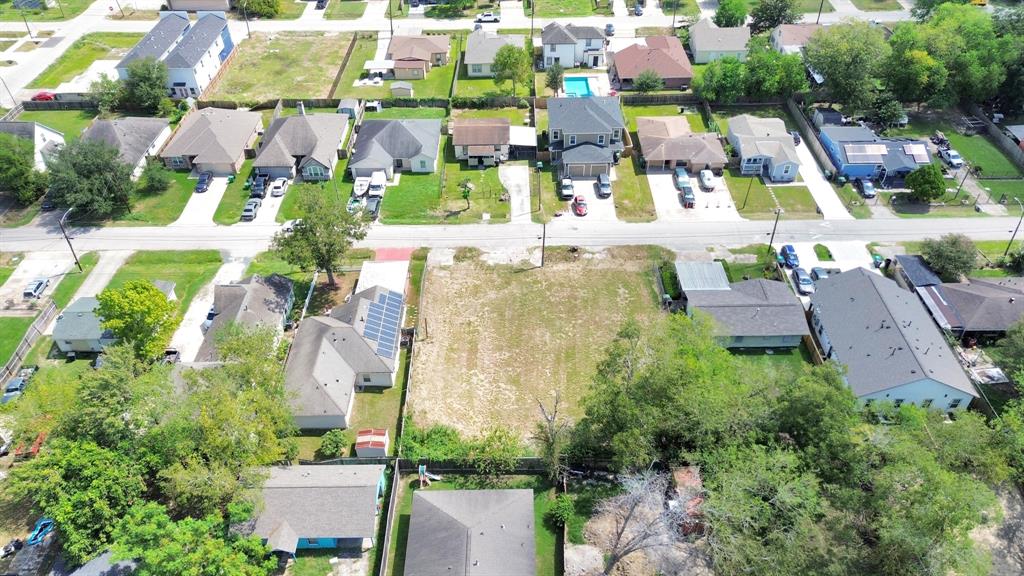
[671,0,679,29]
[741,175,754,210]
[389,0,395,38]
[111,0,125,18]
[0,75,15,108]
[55,0,65,19]
[816,0,825,24]
[58,208,83,272]
[1004,198,1024,257]
[954,164,969,198]
[539,221,547,267]
[767,208,783,255]
[21,11,32,39]
[242,0,251,39]
[530,0,535,40]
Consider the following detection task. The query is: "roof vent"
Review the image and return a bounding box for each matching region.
[1012,297,1016,303]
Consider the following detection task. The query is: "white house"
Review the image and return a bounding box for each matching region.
[541,22,607,69]
[726,114,800,183]
[0,121,64,171]
[769,23,822,55]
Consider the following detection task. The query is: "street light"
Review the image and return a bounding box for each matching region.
[1004,198,1024,258]
[58,208,83,272]
[242,0,251,39]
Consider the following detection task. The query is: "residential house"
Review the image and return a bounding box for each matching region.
[160,107,262,175]
[251,464,385,555]
[818,125,931,185]
[167,0,228,10]
[66,551,136,576]
[891,254,941,292]
[117,11,234,98]
[809,267,978,410]
[689,18,750,64]
[917,277,1024,342]
[285,286,404,429]
[254,109,349,181]
[403,490,535,576]
[52,297,117,354]
[727,114,799,182]
[541,22,607,69]
[386,35,450,80]
[548,96,625,177]
[349,119,441,178]
[611,36,693,91]
[465,29,525,77]
[769,23,822,55]
[0,121,64,171]
[636,116,726,173]
[452,118,510,167]
[82,117,172,179]
[195,274,295,362]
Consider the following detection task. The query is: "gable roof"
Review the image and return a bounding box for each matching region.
[404,490,535,576]
[938,277,1024,333]
[387,34,450,62]
[195,274,295,361]
[541,22,605,44]
[0,121,64,147]
[894,255,941,287]
[117,11,189,69]
[685,279,810,338]
[636,117,726,164]
[452,118,510,147]
[465,29,525,65]
[254,113,348,170]
[689,18,750,53]
[613,36,692,80]
[53,297,114,342]
[728,114,798,164]
[161,107,261,164]
[253,464,384,554]
[548,96,624,134]
[810,268,977,398]
[773,24,822,48]
[163,11,227,69]
[350,119,441,171]
[82,117,169,168]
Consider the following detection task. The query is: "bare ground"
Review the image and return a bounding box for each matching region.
[972,484,1024,575]
[408,247,661,438]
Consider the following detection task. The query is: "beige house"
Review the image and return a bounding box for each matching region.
[452,118,510,167]
[636,117,726,173]
[386,35,450,80]
[160,107,262,175]
[689,18,750,64]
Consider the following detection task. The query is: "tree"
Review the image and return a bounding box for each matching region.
[918,5,1012,105]
[123,58,169,113]
[804,20,890,112]
[465,426,522,484]
[592,473,684,575]
[745,40,808,99]
[491,44,531,96]
[97,280,177,360]
[532,391,571,484]
[139,161,171,196]
[112,502,275,576]
[904,163,945,203]
[694,57,747,103]
[245,0,280,18]
[46,138,133,218]
[714,0,747,28]
[8,440,145,564]
[992,320,1024,383]
[750,0,799,34]
[270,188,367,287]
[872,92,905,128]
[316,429,351,459]
[633,69,664,93]
[882,24,948,107]
[545,62,564,95]
[911,0,968,20]
[920,234,977,282]
[88,74,123,114]
[0,132,47,206]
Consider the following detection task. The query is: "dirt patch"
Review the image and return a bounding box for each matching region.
[564,544,603,576]
[306,272,360,317]
[972,485,1024,575]
[409,249,660,438]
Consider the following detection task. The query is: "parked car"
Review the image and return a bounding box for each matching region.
[605,23,615,36]
[673,167,693,192]
[194,171,213,193]
[793,267,815,295]
[22,278,49,300]
[571,195,588,216]
[780,245,799,268]
[698,169,715,191]
[17,366,37,381]
[364,196,382,220]
[241,198,261,221]
[857,178,876,198]
[559,177,574,200]
[939,148,964,169]
[201,305,217,333]
[40,197,56,211]
[315,0,327,8]
[810,267,829,281]
[790,131,801,146]
[634,3,643,15]
[681,188,696,208]
[2,378,26,404]
[91,354,105,370]
[250,174,270,198]
[26,519,54,546]
[162,348,180,364]
[475,11,500,22]
[596,173,611,198]
[281,219,302,233]
[270,177,289,197]
[30,91,55,102]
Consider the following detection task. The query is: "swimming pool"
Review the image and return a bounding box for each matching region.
[563,76,593,98]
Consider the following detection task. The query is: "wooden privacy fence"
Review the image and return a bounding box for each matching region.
[0,301,57,382]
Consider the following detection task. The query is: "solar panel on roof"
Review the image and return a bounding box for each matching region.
[357,289,405,360]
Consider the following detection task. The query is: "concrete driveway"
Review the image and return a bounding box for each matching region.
[42,250,134,335]
[0,253,74,307]
[794,140,852,220]
[171,177,228,227]
[499,164,532,224]
[783,241,879,306]
[570,178,617,222]
[170,253,254,362]
[648,171,741,222]
[246,193,286,225]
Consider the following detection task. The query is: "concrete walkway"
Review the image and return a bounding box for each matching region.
[42,249,133,335]
[499,164,533,224]
[794,140,852,220]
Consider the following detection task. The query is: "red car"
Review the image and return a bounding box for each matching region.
[31,91,56,101]
[571,194,588,216]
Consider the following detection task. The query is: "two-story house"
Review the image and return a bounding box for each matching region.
[548,96,625,177]
[541,22,607,69]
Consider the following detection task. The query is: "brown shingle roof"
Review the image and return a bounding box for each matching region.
[452,118,510,147]
[613,36,692,81]
[387,35,450,62]
[636,117,726,164]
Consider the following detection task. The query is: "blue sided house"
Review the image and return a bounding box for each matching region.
[252,464,386,556]
[818,125,932,186]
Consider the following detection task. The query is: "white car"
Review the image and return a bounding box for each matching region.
[559,178,574,200]
[698,170,715,191]
[475,11,500,22]
[281,219,302,233]
[269,178,288,197]
[939,148,964,169]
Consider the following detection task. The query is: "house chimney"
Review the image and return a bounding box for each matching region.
[297,101,306,116]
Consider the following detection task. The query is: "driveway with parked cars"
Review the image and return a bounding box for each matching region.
[242,192,286,225]
[0,253,74,306]
[169,253,255,363]
[647,172,742,222]
[781,241,880,306]
[569,177,617,222]
[171,177,229,227]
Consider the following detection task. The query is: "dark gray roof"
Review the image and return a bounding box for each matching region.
[819,125,875,142]
[465,30,525,65]
[53,297,114,342]
[562,143,614,164]
[350,119,441,172]
[894,255,940,287]
[541,22,607,44]
[66,552,135,576]
[404,490,535,576]
[195,274,294,362]
[163,12,227,69]
[675,261,730,291]
[253,465,384,554]
[686,279,810,338]
[253,114,348,171]
[820,126,931,171]
[117,12,189,69]
[810,268,977,398]
[0,121,37,140]
[82,117,169,168]
[814,108,844,125]
[939,277,1024,333]
[548,96,624,135]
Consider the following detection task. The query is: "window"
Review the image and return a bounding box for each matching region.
[598,135,605,145]
[462,146,469,155]
[305,164,326,179]
[613,129,620,140]
[586,39,593,47]
[783,165,791,174]
[922,399,933,408]
[419,160,427,169]
[471,64,482,74]
[552,130,560,141]
[949,398,962,409]
[893,399,904,408]
[569,135,577,145]
[362,376,371,384]
[546,57,553,66]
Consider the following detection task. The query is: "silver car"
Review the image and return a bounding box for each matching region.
[698,170,715,191]
[241,198,261,221]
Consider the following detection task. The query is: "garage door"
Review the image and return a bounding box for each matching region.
[589,164,609,176]
[568,164,588,177]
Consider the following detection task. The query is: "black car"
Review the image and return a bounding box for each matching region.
[250,174,270,198]
[40,197,56,211]
[791,131,801,146]
[316,0,327,8]
[194,172,213,193]
[365,196,382,220]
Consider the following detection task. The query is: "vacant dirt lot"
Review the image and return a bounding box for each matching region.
[409,248,662,438]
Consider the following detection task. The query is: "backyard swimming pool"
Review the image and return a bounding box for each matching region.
[563,76,593,97]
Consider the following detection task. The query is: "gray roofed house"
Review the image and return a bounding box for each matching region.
[251,464,385,555]
[337,98,360,117]
[892,254,941,289]
[162,11,226,68]
[684,279,809,348]
[465,30,525,77]
[160,107,262,175]
[726,114,800,182]
[810,268,977,409]
[116,11,190,70]
[689,18,750,64]
[404,490,535,576]
[52,297,117,354]
[195,274,295,362]
[349,119,441,178]
[0,121,65,170]
[253,112,349,181]
[674,261,730,291]
[82,117,171,179]
[918,277,1024,339]
[548,97,625,177]
[541,22,607,68]
[66,551,136,576]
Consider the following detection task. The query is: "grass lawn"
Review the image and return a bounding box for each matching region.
[440,138,511,223]
[207,32,352,101]
[334,40,457,100]
[108,169,193,226]
[0,202,41,228]
[884,190,987,218]
[728,170,776,218]
[623,105,704,133]
[290,550,339,576]
[453,107,528,125]
[889,116,1023,179]
[455,69,531,98]
[349,348,408,453]
[16,109,98,140]
[277,176,354,223]
[332,36,379,98]
[614,151,657,222]
[50,252,99,308]
[213,160,254,225]
[107,250,222,312]
[979,180,1024,211]
[0,0,91,21]
[530,0,610,17]
[28,32,143,88]
[363,106,448,120]
[410,247,662,437]
[272,0,309,19]
[814,243,834,261]
[731,343,814,382]
[849,0,902,9]
[834,182,873,219]
[325,0,367,19]
[405,248,428,328]
[0,254,18,287]
[773,185,819,219]
[379,172,443,224]
[744,0,833,11]
[722,244,777,282]
[0,317,34,367]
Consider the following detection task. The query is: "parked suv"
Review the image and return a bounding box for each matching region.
[780,245,800,268]
[22,278,49,300]
[364,196,382,220]
[250,174,270,198]
[857,179,876,199]
[596,173,612,198]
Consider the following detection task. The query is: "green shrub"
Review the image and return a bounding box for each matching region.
[400,419,470,461]
[547,493,575,527]
[660,261,682,300]
[316,429,351,459]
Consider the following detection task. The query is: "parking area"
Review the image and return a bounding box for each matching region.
[169,254,253,362]
[171,177,227,227]
[781,241,879,306]
[244,192,286,225]
[570,177,618,221]
[0,253,75,306]
[647,171,742,222]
